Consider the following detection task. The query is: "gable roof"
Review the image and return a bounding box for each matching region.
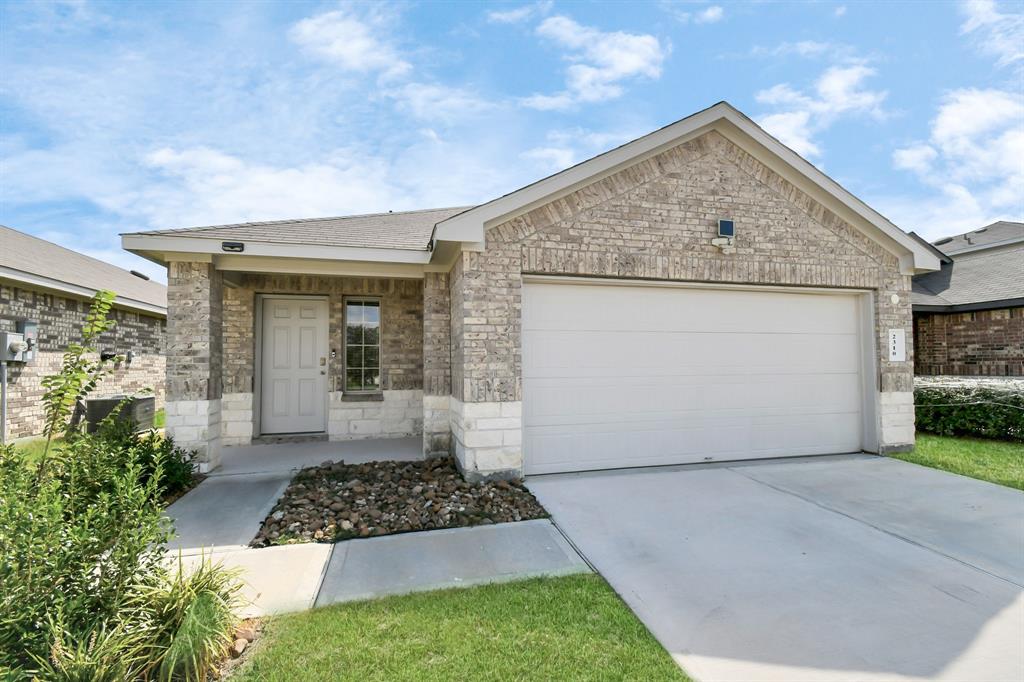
[434,101,941,274]
[125,206,470,251]
[1,225,166,315]
[932,221,1024,256]
[912,224,1024,312]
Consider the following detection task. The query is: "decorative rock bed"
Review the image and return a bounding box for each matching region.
[251,458,548,547]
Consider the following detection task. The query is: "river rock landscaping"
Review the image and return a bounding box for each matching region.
[251,457,548,547]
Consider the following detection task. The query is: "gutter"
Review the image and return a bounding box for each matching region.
[0,267,166,317]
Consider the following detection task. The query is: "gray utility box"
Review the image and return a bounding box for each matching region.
[84,395,156,433]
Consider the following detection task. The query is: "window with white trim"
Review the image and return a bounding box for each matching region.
[345,299,381,392]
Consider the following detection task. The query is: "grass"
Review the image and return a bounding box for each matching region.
[232,574,688,682]
[894,434,1024,490]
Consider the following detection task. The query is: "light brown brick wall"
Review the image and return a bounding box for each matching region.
[0,280,165,439]
[914,307,1024,376]
[167,261,222,401]
[423,272,451,397]
[221,274,423,394]
[452,129,913,417]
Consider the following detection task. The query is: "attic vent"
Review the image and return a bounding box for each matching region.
[934,237,953,245]
[974,227,988,233]
[130,270,150,281]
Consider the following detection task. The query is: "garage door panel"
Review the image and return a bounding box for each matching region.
[525,373,864,426]
[524,331,862,377]
[525,412,863,474]
[523,281,866,475]
[524,283,860,336]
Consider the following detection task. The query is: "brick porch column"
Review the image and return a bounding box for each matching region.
[422,271,452,458]
[165,260,224,471]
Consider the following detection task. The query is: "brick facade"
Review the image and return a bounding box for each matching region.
[0,280,165,440]
[914,307,1024,376]
[449,129,915,478]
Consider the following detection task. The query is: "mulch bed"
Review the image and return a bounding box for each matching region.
[250,458,548,547]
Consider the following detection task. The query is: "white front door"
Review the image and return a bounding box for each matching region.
[522,279,867,475]
[260,297,329,434]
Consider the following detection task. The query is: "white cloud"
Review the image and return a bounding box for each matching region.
[385,83,494,123]
[487,1,552,24]
[288,6,411,80]
[695,6,724,24]
[521,125,644,172]
[755,64,887,157]
[960,0,1024,70]
[522,16,668,110]
[834,5,847,17]
[887,88,1024,238]
[751,40,852,60]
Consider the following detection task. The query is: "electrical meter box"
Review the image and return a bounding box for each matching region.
[1,331,28,362]
[15,319,38,362]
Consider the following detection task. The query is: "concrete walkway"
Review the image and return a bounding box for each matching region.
[166,462,588,616]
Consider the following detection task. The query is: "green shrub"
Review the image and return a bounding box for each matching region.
[133,559,243,681]
[30,619,149,682]
[96,417,196,498]
[0,442,171,673]
[915,384,1024,442]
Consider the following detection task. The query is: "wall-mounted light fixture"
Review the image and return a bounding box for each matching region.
[221,241,245,252]
[711,219,736,254]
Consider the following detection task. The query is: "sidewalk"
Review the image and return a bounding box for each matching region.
[166,474,589,617]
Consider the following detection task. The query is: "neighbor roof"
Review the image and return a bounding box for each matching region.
[125,206,472,251]
[932,221,1024,256]
[0,225,166,315]
[912,242,1024,311]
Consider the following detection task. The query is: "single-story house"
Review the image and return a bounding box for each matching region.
[912,221,1023,377]
[122,102,941,479]
[0,225,167,442]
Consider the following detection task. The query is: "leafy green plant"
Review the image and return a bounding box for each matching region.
[96,417,196,498]
[37,289,119,475]
[915,384,1024,442]
[30,618,149,682]
[132,558,243,681]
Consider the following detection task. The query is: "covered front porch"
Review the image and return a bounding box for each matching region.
[156,259,453,473]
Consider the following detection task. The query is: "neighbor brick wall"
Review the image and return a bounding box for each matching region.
[0,280,165,440]
[914,307,1024,376]
[450,128,915,476]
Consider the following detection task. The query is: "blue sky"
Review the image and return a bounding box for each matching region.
[1,0,1022,282]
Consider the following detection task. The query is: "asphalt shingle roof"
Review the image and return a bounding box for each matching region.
[912,243,1024,308]
[126,206,474,251]
[1,225,167,311]
[933,221,1024,255]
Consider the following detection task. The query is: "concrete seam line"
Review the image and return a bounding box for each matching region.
[727,466,1024,590]
[311,544,336,609]
[545,516,599,574]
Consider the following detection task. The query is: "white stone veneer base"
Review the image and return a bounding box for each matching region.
[328,389,423,441]
[450,397,522,480]
[880,391,915,450]
[221,392,254,447]
[423,394,452,457]
[165,398,222,471]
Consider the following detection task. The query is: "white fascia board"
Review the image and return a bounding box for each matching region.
[434,102,941,274]
[0,266,166,317]
[121,234,432,265]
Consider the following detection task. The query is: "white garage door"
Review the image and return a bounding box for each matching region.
[522,279,867,475]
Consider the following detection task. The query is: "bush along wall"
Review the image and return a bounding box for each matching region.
[914,378,1024,442]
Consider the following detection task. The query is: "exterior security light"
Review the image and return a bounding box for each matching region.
[718,219,735,238]
[222,241,245,252]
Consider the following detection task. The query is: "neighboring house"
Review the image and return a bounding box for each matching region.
[912,221,1024,377]
[0,225,167,441]
[122,102,941,479]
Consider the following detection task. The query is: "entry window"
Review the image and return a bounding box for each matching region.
[345,300,381,392]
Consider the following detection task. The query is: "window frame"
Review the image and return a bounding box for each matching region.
[342,297,383,394]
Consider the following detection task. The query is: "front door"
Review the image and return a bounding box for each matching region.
[260,297,329,434]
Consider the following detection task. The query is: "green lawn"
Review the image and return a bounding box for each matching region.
[232,574,688,681]
[894,434,1024,490]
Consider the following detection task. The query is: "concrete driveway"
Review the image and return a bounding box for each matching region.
[528,454,1024,682]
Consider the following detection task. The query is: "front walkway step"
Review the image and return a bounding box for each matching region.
[167,473,290,553]
[172,544,333,618]
[315,519,589,606]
